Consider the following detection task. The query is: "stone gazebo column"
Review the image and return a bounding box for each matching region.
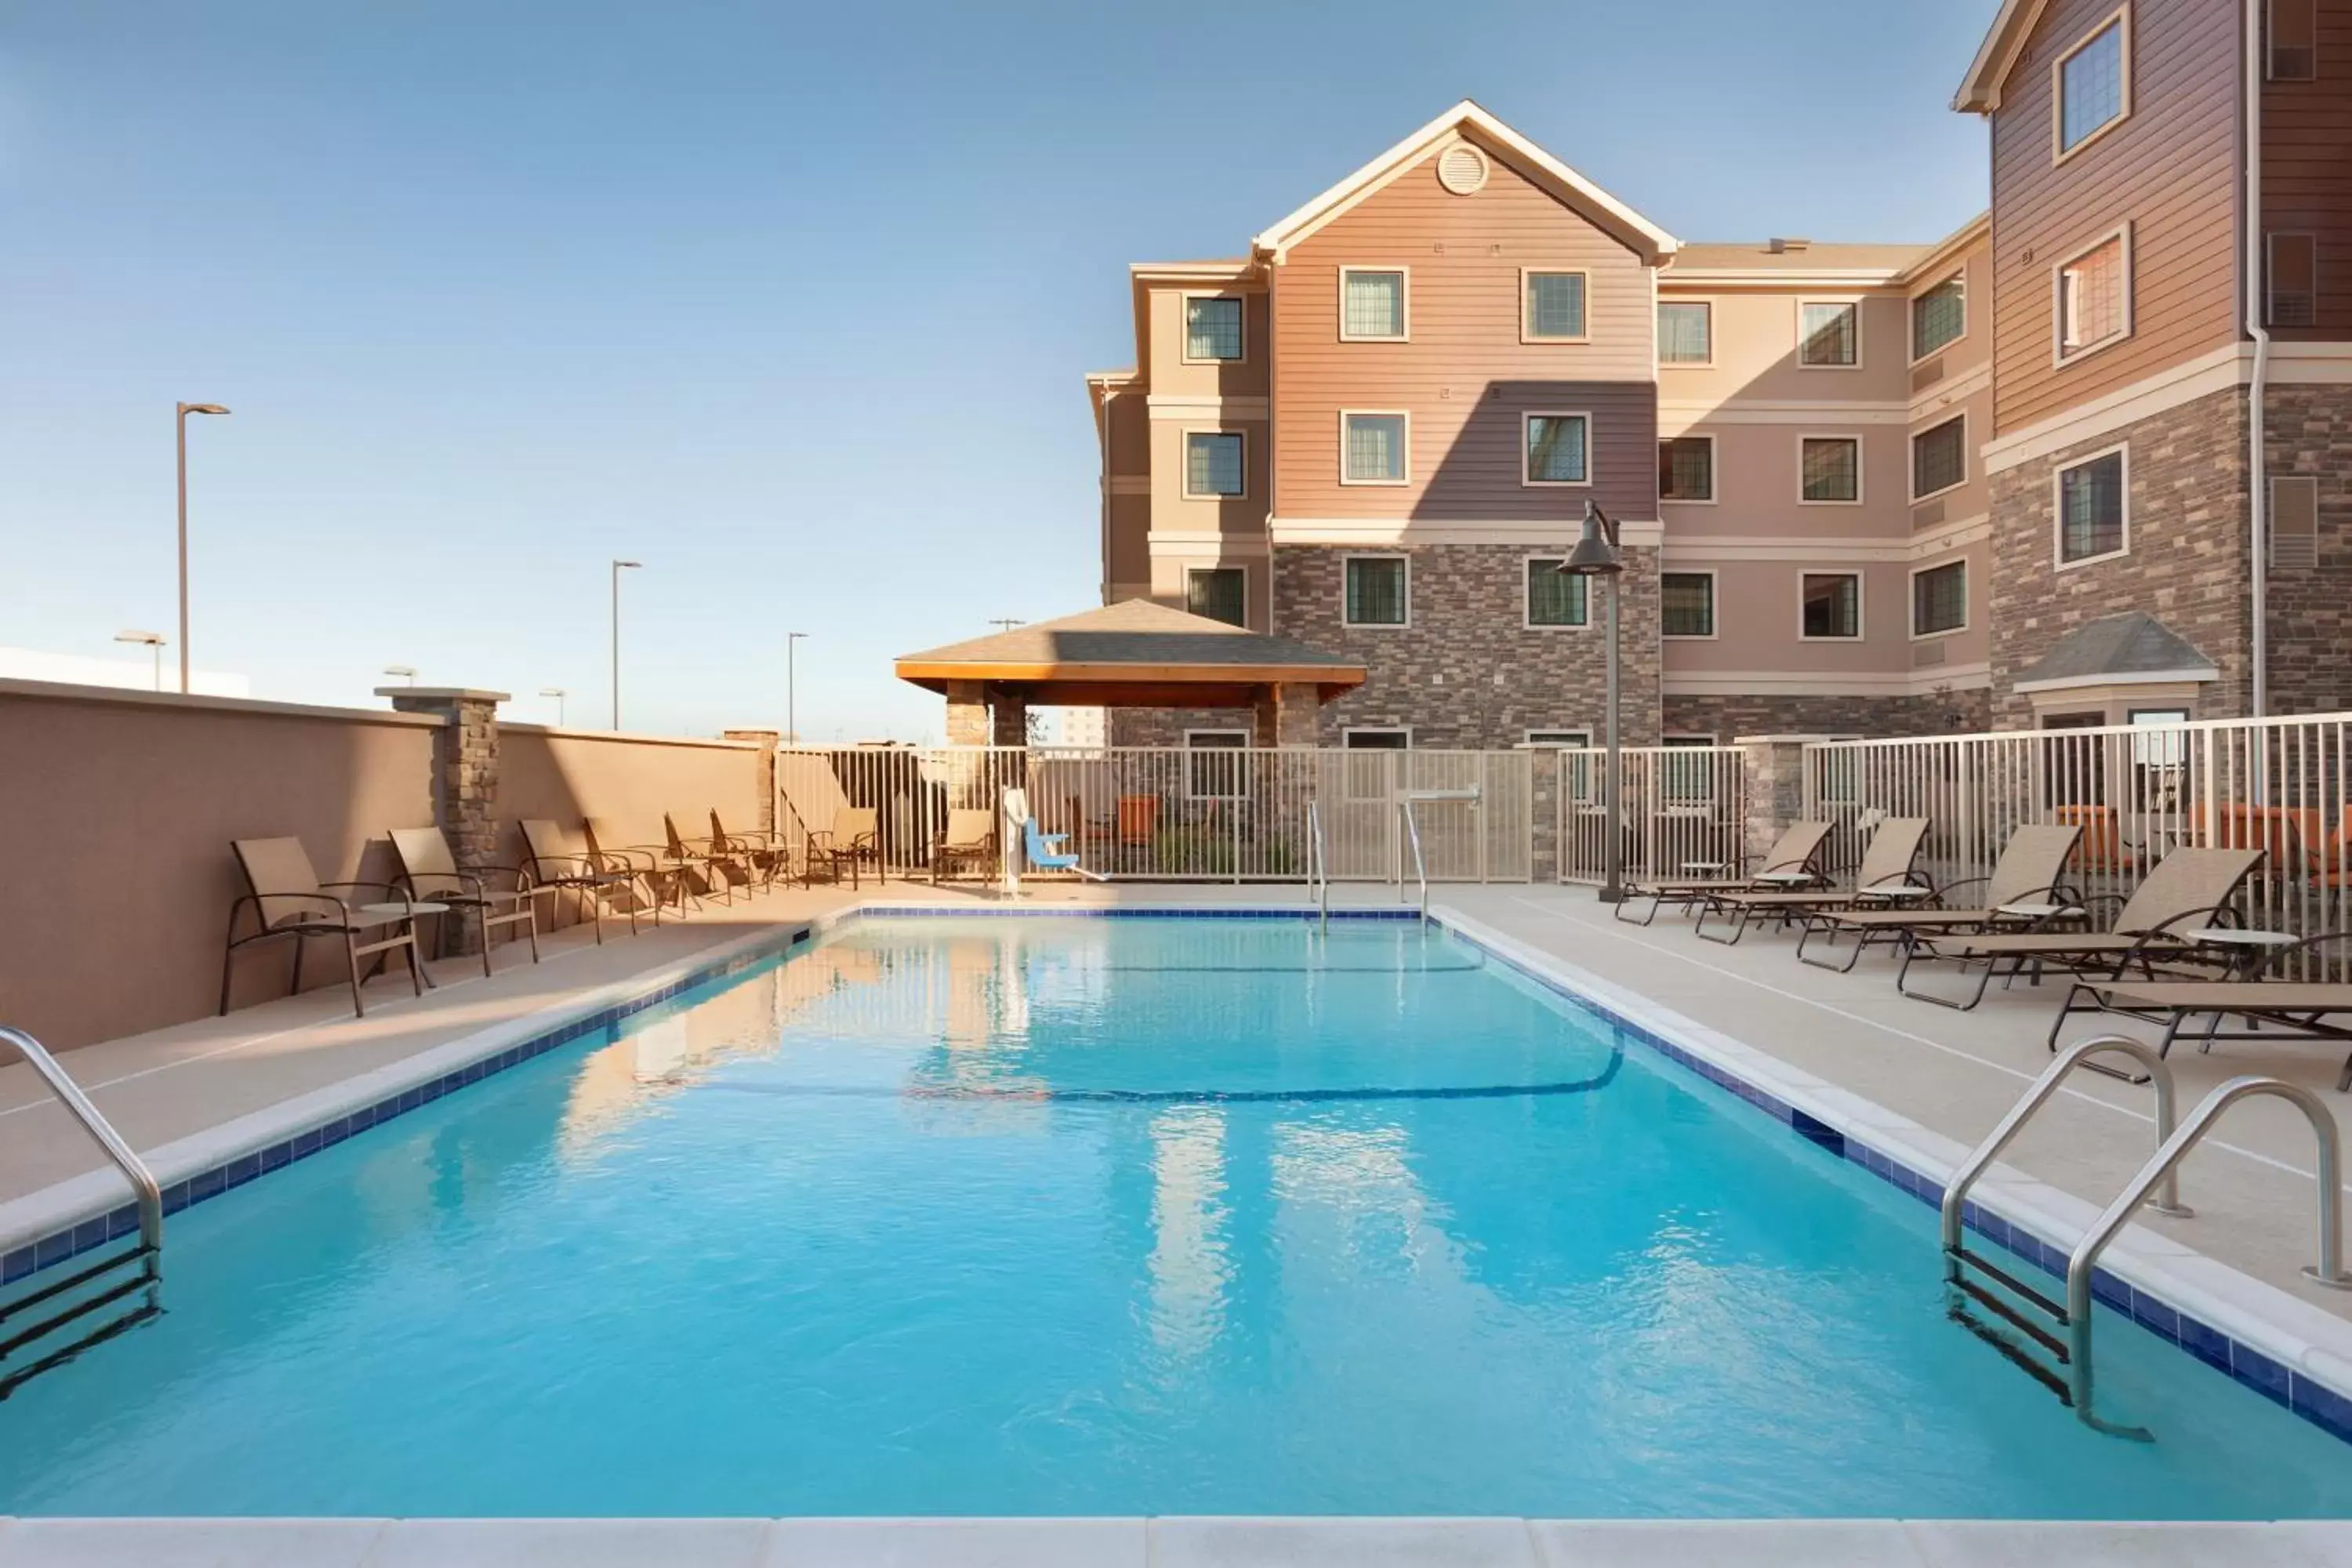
[1253,682,1322,747]
[945,681,992,746]
[379,686,508,956]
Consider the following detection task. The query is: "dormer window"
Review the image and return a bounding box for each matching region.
[2056,9,2130,159]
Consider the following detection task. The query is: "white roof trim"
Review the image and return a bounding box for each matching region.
[2013,666,2221,695]
[1955,0,2051,113]
[1250,100,1679,266]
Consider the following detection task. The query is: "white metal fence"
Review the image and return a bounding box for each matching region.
[1801,713,2352,967]
[1555,746,1750,887]
[776,746,1534,884]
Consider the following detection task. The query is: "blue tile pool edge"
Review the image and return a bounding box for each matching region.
[1424,906,2352,1451]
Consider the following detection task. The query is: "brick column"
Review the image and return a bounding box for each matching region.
[1530,746,1561,884]
[722,729,780,833]
[1737,733,1831,869]
[945,681,991,746]
[381,687,509,955]
[990,694,1029,748]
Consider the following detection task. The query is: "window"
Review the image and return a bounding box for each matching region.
[1911,561,1967,637]
[2056,447,2128,566]
[2056,229,2131,362]
[1658,300,1711,365]
[2269,233,2318,327]
[1523,270,1588,341]
[1342,728,1409,798]
[1912,274,1966,359]
[1344,728,1409,749]
[1524,558,1589,628]
[1801,573,1861,640]
[1662,572,1715,638]
[1184,730,1248,800]
[1344,555,1408,626]
[1658,436,1715,502]
[2056,10,2130,158]
[1799,301,1860,367]
[1185,296,1244,361]
[1912,416,1967,500]
[1661,735,1720,803]
[2270,0,2318,80]
[1526,730,1590,748]
[1184,431,1245,498]
[1186,567,1246,627]
[1523,412,1591,485]
[1801,436,1862,503]
[1340,268,1407,340]
[1342,412,1408,485]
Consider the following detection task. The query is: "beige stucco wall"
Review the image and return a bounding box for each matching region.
[1656,289,1912,410]
[497,725,762,869]
[1146,286,1271,400]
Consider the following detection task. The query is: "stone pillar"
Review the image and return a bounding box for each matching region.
[722,729,780,833]
[945,681,990,746]
[990,692,1029,748]
[1529,746,1561,884]
[381,687,509,955]
[1253,682,1321,747]
[1737,733,1831,869]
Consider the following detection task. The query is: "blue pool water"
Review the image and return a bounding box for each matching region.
[2,916,2348,1518]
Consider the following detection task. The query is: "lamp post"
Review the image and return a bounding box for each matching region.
[382,665,417,687]
[540,687,568,726]
[785,631,808,744]
[114,630,165,691]
[176,402,230,695]
[1559,499,1627,903]
[610,559,641,729]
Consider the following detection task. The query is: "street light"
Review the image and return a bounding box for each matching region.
[382,665,417,687]
[610,560,641,729]
[785,631,808,745]
[176,402,230,695]
[114,630,165,691]
[1559,500,1627,903]
[540,687,568,726]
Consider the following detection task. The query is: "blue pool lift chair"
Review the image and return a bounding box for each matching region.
[1008,790,1110,884]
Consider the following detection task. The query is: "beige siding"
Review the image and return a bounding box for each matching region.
[1149,418,1271,536]
[1149,286,1272,397]
[1658,554,1990,677]
[1989,0,2243,435]
[1663,423,1912,539]
[1656,289,1912,408]
[2262,0,2352,339]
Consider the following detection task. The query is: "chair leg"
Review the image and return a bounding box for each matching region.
[345,936,366,1018]
[479,909,495,981]
[526,906,541,964]
[405,931,424,998]
[220,936,238,1016]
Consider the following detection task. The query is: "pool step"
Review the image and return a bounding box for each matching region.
[1944,1242,2074,1407]
[0,1239,164,1400]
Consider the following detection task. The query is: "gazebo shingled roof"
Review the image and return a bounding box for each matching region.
[894,600,1367,708]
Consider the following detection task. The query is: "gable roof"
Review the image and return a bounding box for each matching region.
[2012,612,2220,692]
[1954,0,2053,113]
[1250,100,1679,267]
[895,600,1367,703]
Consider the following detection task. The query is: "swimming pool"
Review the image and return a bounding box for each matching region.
[2,914,2347,1518]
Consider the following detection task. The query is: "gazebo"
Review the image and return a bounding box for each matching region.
[894,600,1367,746]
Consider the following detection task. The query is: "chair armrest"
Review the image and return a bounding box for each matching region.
[318,879,407,902]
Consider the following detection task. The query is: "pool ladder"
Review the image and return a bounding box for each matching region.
[0,1025,165,1401]
[1941,1033,2350,1439]
[1305,799,1329,932]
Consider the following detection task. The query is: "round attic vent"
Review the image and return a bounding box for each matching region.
[1436,143,1489,195]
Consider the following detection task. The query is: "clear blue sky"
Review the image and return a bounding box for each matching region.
[1,0,1996,742]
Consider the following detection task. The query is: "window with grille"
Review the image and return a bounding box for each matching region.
[1658,436,1714,502]
[1344,557,1408,626]
[1185,296,1244,361]
[1662,573,1715,637]
[1187,567,1247,626]
[1913,561,1967,636]
[1342,412,1407,484]
[1912,275,1965,358]
[1912,416,1967,500]
[2059,13,2129,154]
[1524,413,1590,485]
[1524,271,1588,340]
[1799,302,1859,367]
[1340,269,1407,339]
[2270,0,2318,78]
[2058,230,2130,359]
[1524,559,1589,627]
[2269,233,2318,327]
[2057,449,2127,564]
[1184,432,1245,498]
[1658,301,1711,364]
[1802,437,1860,503]
[1802,574,1861,639]
[1184,731,1248,800]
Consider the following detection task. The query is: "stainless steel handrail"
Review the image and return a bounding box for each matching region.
[2067,1074,2351,1435]
[0,1025,164,1310]
[1306,799,1329,932]
[1399,800,1428,918]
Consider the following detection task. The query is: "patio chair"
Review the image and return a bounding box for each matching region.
[931,808,998,884]
[805,806,880,888]
[518,819,642,942]
[2056,932,2352,1091]
[1613,820,1834,927]
[220,837,424,1018]
[710,808,789,890]
[2054,804,2140,873]
[1693,817,1932,946]
[1792,822,2084,973]
[666,812,753,902]
[581,818,693,919]
[387,826,543,978]
[1894,845,2264,1014]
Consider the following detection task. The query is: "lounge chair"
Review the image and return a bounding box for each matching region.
[518,819,642,942]
[2056,933,2352,1091]
[1693,816,1932,946]
[666,812,751,902]
[220,837,424,1017]
[805,806,880,887]
[710,808,789,890]
[931,808,997,884]
[581,818,691,918]
[1613,819,1835,927]
[1792,822,2084,973]
[1895,846,2264,1014]
[387,826,543,978]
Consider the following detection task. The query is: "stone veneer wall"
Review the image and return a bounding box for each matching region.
[1987,386,2250,728]
[1269,543,1663,750]
[2263,385,2352,717]
[1662,689,1991,742]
